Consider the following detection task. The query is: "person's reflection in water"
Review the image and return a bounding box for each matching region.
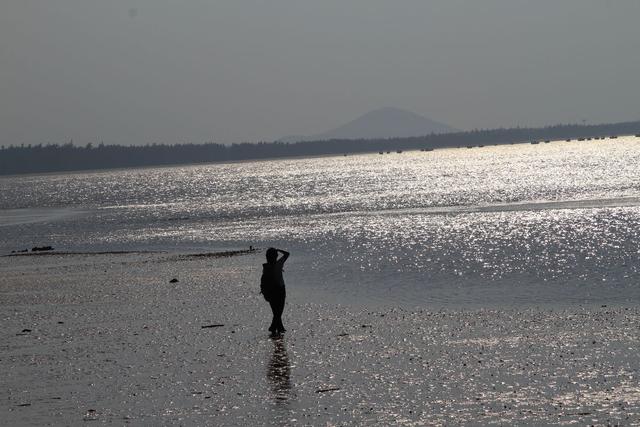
[267,336,293,404]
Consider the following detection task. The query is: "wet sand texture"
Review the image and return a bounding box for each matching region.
[1,253,639,425]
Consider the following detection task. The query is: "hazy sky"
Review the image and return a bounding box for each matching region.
[2,1,640,145]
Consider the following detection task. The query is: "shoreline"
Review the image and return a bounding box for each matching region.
[2,133,640,178]
[1,252,638,425]
[2,249,637,311]
[3,248,258,258]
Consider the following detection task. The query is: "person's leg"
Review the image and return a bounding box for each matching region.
[275,296,286,332]
[268,299,278,332]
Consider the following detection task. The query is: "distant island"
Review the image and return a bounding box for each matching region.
[279,107,457,142]
[2,120,640,175]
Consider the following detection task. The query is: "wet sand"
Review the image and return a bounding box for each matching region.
[1,252,638,425]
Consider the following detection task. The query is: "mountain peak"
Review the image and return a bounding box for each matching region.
[364,106,417,115]
[280,108,456,142]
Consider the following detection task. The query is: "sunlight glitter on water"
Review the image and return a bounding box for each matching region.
[1,138,640,306]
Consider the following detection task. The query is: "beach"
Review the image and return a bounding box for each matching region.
[1,251,638,426]
[5,2,640,425]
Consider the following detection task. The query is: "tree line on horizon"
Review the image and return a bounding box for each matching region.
[2,120,640,175]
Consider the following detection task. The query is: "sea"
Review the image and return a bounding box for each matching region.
[2,138,640,307]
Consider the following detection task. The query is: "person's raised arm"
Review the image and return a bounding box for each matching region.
[277,249,290,265]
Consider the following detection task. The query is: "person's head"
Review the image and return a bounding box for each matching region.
[266,247,278,264]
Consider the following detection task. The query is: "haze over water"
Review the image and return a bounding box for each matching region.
[2,138,640,307]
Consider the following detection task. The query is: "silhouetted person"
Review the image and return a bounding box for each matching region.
[261,247,289,335]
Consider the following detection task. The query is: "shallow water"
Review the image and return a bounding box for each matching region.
[2,138,640,307]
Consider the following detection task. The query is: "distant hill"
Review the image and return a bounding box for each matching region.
[280,107,456,142]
